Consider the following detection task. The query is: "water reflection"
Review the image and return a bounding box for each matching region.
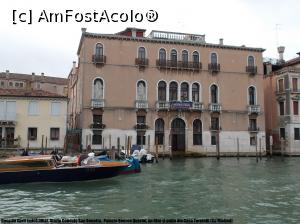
[1,158,300,223]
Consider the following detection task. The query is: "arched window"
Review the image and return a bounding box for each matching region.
[181,82,189,101]
[211,53,218,64]
[171,49,177,61]
[248,86,256,105]
[158,81,167,101]
[192,83,199,102]
[137,80,146,100]
[182,50,188,64]
[138,47,146,59]
[169,82,178,101]
[210,84,218,103]
[155,119,164,145]
[192,51,199,63]
[248,56,255,67]
[193,119,202,145]
[93,78,104,99]
[159,48,166,61]
[95,43,103,56]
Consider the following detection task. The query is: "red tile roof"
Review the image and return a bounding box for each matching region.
[0,89,66,98]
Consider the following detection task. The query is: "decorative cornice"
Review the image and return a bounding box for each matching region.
[77,32,265,55]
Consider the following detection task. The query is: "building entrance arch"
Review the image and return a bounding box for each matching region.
[171,118,186,151]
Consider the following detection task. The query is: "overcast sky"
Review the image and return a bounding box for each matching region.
[0,0,299,78]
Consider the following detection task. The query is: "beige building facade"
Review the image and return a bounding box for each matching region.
[0,89,67,150]
[68,27,266,155]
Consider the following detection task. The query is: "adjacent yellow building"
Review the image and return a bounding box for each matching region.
[0,89,67,150]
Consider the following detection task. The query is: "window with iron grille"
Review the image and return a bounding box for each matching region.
[293,101,299,115]
[155,118,164,145]
[50,128,59,140]
[295,128,300,140]
[280,128,285,140]
[193,119,202,145]
[211,135,216,145]
[92,134,102,144]
[292,78,298,91]
[28,128,37,140]
[279,101,284,115]
[137,135,146,145]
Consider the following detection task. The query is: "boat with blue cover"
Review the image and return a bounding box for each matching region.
[96,155,141,174]
[0,155,128,185]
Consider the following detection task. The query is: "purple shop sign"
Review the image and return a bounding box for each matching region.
[170,101,192,110]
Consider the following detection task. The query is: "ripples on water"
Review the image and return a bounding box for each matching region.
[1,158,300,223]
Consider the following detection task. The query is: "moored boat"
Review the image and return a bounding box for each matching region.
[0,155,128,185]
[96,155,141,174]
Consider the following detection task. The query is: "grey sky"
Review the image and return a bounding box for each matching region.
[0,0,299,78]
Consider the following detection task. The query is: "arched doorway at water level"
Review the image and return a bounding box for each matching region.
[171,118,186,151]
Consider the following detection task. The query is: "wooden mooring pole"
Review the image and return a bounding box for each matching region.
[216,131,220,160]
[259,138,262,160]
[155,136,158,163]
[255,135,258,163]
[237,137,240,160]
[169,133,172,160]
[280,137,284,161]
[269,135,273,158]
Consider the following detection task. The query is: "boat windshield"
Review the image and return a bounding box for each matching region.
[81,157,98,166]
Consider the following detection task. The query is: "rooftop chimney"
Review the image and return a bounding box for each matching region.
[72,61,76,75]
[81,28,87,33]
[5,70,9,79]
[219,38,223,45]
[31,72,35,81]
[277,46,285,62]
[41,72,44,76]
[297,52,300,57]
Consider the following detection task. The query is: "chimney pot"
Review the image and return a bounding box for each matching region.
[219,38,223,45]
[277,46,285,62]
[41,72,44,76]
[81,28,87,33]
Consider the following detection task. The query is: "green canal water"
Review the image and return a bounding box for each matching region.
[1,157,300,223]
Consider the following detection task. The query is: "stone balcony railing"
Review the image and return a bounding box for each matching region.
[90,123,106,130]
[134,123,149,131]
[192,102,204,111]
[208,103,222,113]
[156,101,170,110]
[135,100,148,109]
[248,105,261,114]
[248,127,260,132]
[91,99,105,108]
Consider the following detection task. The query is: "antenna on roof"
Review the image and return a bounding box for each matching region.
[275,24,281,47]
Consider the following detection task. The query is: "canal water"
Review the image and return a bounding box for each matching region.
[1,157,300,223]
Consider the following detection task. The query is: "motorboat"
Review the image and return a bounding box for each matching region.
[96,155,141,174]
[0,155,128,185]
[132,148,155,163]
